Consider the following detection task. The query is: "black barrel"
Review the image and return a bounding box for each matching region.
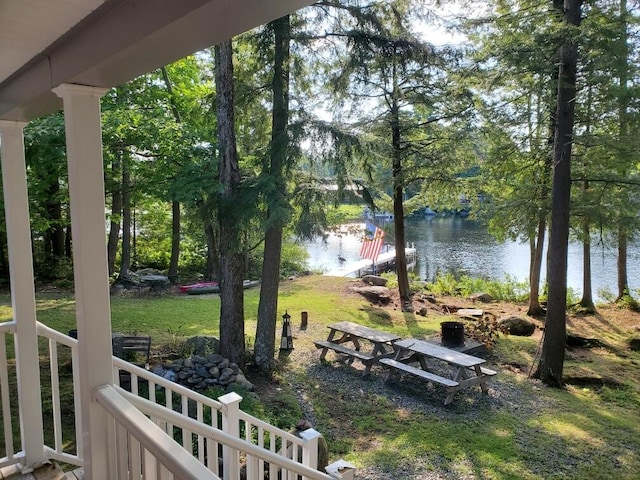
[441,321,465,347]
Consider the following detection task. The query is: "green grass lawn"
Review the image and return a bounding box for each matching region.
[1,275,639,479]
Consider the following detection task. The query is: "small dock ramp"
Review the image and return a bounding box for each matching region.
[324,247,416,277]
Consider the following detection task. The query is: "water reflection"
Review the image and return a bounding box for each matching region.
[303,216,640,300]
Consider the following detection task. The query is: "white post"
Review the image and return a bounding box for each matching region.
[299,428,320,476]
[52,84,113,480]
[219,392,242,480]
[0,121,46,469]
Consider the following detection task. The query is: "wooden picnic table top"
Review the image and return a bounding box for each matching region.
[395,338,485,368]
[328,321,401,344]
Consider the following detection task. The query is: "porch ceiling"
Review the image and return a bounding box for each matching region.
[0,0,314,122]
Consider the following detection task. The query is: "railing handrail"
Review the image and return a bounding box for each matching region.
[94,384,221,480]
[31,324,329,478]
[35,322,76,348]
[115,355,309,450]
[121,388,335,480]
[236,408,306,447]
[0,321,16,334]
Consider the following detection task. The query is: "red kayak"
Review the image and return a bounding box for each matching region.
[178,281,218,293]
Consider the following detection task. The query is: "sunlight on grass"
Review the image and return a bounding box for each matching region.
[541,415,603,445]
[2,275,640,479]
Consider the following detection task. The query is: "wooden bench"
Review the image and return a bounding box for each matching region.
[115,336,151,391]
[379,358,459,387]
[120,335,151,367]
[313,340,375,362]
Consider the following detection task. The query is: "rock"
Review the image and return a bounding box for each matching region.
[208,353,224,365]
[219,367,235,384]
[351,286,392,305]
[361,275,388,286]
[499,316,535,336]
[423,294,437,304]
[470,292,494,303]
[566,334,604,348]
[418,307,428,316]
[630,338,640,351]
[232,373,254,391]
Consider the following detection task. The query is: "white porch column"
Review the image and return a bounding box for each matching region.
[0,121,46,468]
[53,84,112,480]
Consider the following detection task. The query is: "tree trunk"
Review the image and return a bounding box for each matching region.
[204,217,217,281]
[161,66,182,283]
[168,200,180,282]
[615,0,630,302]
[107,153,122,277]
[579,219,595,311]
[390,84,410,309]
[45,180,65,259]
[527,215,546,316]
[617,225,629,299]
[533,0,582,387]
[120,155,131,276]
[255,15,290,371]
[216,40,245,367]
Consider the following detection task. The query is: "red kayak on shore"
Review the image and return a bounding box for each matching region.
[178,281,218,294]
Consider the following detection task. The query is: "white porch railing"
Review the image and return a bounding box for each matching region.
[0,320,22,470]
[0,322,335,480]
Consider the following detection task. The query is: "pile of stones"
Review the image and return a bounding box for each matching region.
[113,334,255,392]
[151,353,254,392]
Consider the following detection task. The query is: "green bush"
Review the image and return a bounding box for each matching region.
[426,272,529,302]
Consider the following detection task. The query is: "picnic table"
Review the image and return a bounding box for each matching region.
[380,338,497,405]
[314,321,401,375]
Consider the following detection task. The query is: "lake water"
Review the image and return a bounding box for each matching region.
[304,216,640,300]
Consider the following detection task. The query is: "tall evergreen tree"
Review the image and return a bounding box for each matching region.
[321,0,470,309]
[216,40,246,367]
[254,15,292,370]
[533,0,583,387]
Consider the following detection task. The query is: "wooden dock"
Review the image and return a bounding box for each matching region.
[324,247,416,277]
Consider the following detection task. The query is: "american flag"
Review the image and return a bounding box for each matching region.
[360,222,385,261]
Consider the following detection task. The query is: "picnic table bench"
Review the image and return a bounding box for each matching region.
[314,321,401,375]
[380,338,497,405]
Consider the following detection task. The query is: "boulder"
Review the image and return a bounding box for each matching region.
[499,316,535,336]
[470,292,494,303]
[361,275,388,286]
[351,286,392,305]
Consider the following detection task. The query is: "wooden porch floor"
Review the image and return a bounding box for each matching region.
[0,462,83,480]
